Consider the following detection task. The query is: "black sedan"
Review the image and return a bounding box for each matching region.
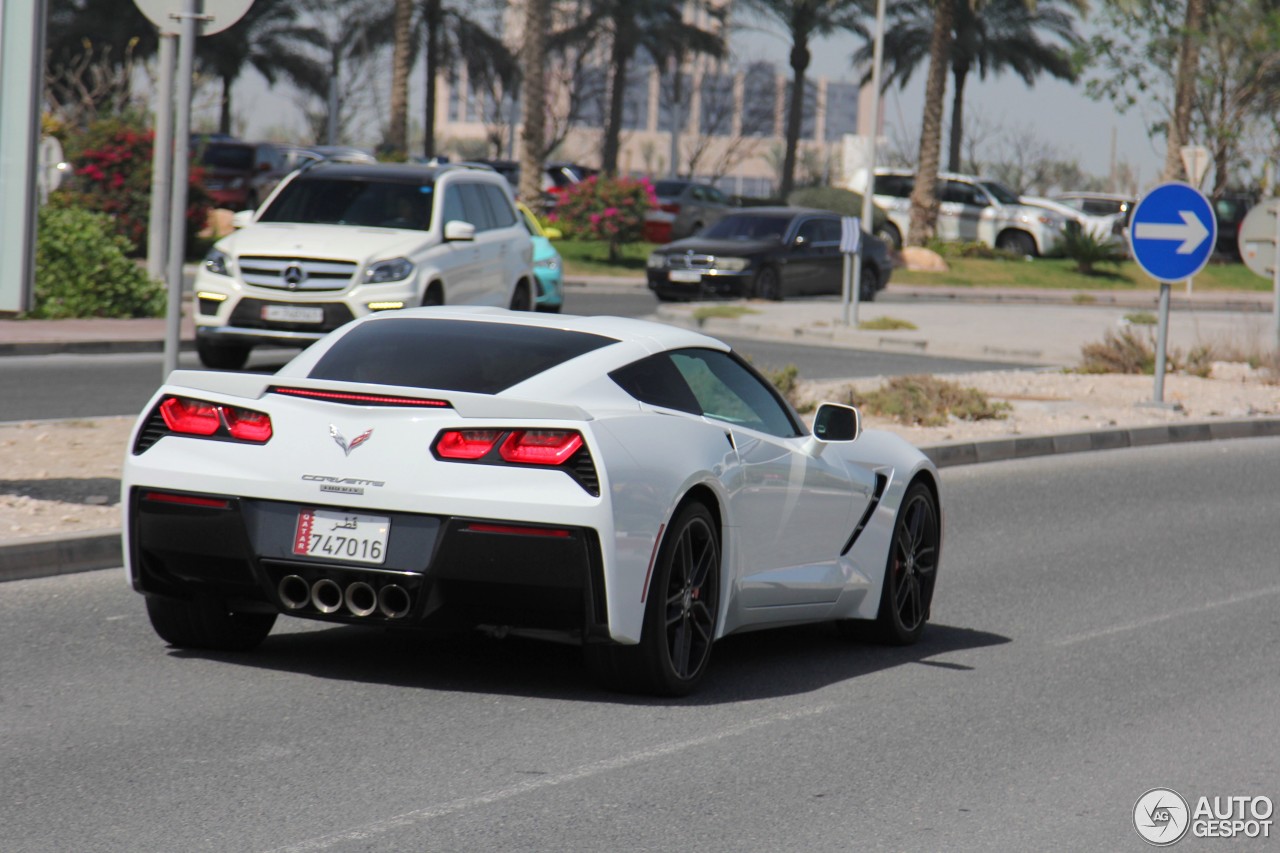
[646,207,892,302]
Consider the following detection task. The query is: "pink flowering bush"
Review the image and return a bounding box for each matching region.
[552,175,655,262]
[56,116,210,257]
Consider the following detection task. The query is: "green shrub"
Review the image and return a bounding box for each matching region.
[858,316,917,331]
[786,186,889,234]
[57,114,210,258]
[1077,327,1215,376]
[32,205,164,318]
[551,176,654,262]
[925,239,1013,260]
[846,375,1010,427]
[1058,226,1126,275]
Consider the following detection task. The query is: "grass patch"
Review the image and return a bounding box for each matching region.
[692,304,760,323]
[893,256,1267,292]
[556,239,659,277]
[858,316,917,331]
[1124,311,1158,326]
[845,375,1010,427]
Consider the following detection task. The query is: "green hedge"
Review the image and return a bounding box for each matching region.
[32,205,165,318]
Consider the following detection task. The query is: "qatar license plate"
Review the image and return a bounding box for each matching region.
[263,304,324,323]
[668,269,702,283]
[292,509,390,564]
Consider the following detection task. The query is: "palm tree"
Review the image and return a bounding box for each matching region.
[597,0,725,177]
[520,0,551,204]
[387,0,416,156]
[198,0,328,135]
[908,0,953,246]
[854,0,1084,173]
[301,0,396,145]
[739,0,862,198]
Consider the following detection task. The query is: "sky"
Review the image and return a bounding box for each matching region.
[226,12,1169,192]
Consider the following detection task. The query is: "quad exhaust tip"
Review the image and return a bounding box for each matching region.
[277,575,410,619]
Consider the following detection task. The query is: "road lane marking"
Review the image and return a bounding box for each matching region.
[1053,584,1280,647]
[262,701,837,853]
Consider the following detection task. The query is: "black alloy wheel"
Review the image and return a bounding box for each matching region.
[996,230,1036,257]
[585,502,720,696]
[753,266,782,301]
[874,482,939,644]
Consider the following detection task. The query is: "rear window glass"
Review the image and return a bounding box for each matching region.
[654,180,689,197]
[200,143,254,170]
[308,318,617,394]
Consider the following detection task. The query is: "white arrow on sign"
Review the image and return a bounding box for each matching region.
[1133,210,1210,254]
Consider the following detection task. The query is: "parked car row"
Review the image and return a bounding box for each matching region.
[191,137,376,212]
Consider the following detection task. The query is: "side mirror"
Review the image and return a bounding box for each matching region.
[803,402,861,457]
[231,210,255,229]
[444,220,476,242]
[544,226,563,240]
[792,234,808,248]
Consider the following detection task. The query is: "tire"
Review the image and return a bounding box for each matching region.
[536,302,563,313]
[871,482,940,645]
[421,283,444,307]
[509,281,532,311]
[879,222,903,251]
[753,266,782,301]
[996,230,1036,257]
[145,594,276,652]
[585,502,720,696]
[859,265,880,302]
[196,338,251,370]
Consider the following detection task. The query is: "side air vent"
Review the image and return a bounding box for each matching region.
[841,473,890,556]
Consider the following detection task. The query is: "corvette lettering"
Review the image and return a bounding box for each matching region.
[301,475,385,487]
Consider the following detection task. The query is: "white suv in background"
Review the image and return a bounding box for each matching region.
[849,168,1071,256]
[193,161,535,369]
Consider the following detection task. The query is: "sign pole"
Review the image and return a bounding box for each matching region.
[163,0,200,380]
[1273,207,1280,351]
[1153,283,1170,403]
[147,32,176,282]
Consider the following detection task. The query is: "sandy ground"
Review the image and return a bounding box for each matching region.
[2,365,1278,543]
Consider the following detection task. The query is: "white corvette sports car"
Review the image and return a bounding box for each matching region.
[123,308,942,695]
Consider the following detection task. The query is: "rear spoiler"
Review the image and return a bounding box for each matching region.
[161,370,592,421]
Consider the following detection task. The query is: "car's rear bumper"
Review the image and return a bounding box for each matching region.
[127,487,611,638]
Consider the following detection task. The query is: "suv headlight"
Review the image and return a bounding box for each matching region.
[204,249,231,276]
[364,257,414,283]
[647,253,667,269]
[535,256,561,271]
[714,257,749,272]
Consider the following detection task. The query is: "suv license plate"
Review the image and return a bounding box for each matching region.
[263,304,324,323]
[668,269,702,283]
[292,509,390,564]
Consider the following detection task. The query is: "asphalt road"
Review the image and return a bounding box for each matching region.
[0,289,1024,422]
[3,438,1277,851]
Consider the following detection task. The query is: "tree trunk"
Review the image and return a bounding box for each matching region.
[601,15,632,177]
[1162,0,1207,182]
[948,63,969,173]
[781,36,810,200]
[519,0,549,206]
[387,0,413,157]
[908,0,953,247]
[422,0,442,159]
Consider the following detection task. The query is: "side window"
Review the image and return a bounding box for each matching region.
[480,183,518,228]
[795,219,824,244]
[609,354,702,414]
[441,186,466,227]
[670,349,801,438]
[707,186,727,204]
[815,217,841,243]
[458,183,495,230]
[877,175,913,198]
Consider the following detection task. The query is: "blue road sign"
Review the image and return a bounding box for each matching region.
[1128,182,1217,282]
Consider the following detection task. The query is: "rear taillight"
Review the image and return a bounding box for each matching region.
[154,395,272,443]
[498,430,583,465]
[432,427,598,496]
[435,429,503,460]
[661,203,680,214]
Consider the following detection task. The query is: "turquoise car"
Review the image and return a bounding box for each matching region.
[518,203,564,313]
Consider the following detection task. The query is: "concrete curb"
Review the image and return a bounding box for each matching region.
[6,417,1280,584]
[0,340,195,357]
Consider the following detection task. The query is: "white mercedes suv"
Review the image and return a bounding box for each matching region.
[849,167,1071,256]
[193,161,535,369]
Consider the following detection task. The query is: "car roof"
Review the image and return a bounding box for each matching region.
[293,160,502,183]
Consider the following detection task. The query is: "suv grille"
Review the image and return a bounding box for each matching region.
[238,256,358,291]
